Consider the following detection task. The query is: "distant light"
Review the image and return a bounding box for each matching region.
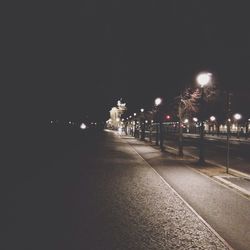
[122,118,124,121]
[151,120,154,123]
[193,117,198,122]
[129,116,132,118]
[184,118,189,124]
[140,108,144,112]
[116,118,120,122]
[234,113,242,120]
[134,113,137,116]
[248,118,250,121]
[69,121,72,124]
[155,97,162,106]
[50,120,53,124]
[80,123,87,130]
[145,120,148,123]
[165,115,171,120]
[228,118,231,122]
[210,116,216,122]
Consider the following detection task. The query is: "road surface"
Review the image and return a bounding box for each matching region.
[8,128,231,250]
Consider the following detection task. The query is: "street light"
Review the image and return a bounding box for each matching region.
[154,97,164,151]
[210,116,216,135]
[234,113,242,138]
[197,72,212,165]
[140,108,145,140]
[196,72,212,88]
[155,97,162,106]
[210,116,216,122]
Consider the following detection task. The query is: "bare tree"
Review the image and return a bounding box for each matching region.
[176,88,200,156]
[176,84,219,157]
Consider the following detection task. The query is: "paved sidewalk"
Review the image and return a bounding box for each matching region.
[122,134,250,250]
[162,139,250,198]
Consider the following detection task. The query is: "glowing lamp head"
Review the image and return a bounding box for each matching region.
[80,123,87,130]
[196,72,212,88]
[234,113,242,120]
[193,117,198,122]
[155,97,162,106]
[210,116,216,122]
[134,113,137,116]
[140,108,144,112]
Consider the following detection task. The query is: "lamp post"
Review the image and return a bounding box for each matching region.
[140,108,145,140]
[178,97,184,157]
[210,116,216,135]
[246,118,250,139]
[133,113,137,137]
[196,72,212,165]
[154,97,164,151]
[193,117,198,134]
[234,113,242,138]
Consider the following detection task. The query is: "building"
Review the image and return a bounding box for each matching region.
[107,100,127,130]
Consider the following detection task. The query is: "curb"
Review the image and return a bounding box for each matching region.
[165,145,250,197]
[214,176,250,197]
[166,145,250,179]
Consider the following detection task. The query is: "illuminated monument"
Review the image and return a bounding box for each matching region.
[107,99,127,129]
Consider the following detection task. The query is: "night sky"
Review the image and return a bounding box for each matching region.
[8,1,250,123]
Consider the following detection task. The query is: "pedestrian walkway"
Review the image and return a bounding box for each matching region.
[121,133,250,250]
[161,137,250,198]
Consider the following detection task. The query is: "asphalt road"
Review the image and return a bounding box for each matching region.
[7,128,232,250]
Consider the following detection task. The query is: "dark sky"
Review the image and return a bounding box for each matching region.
[8,1,250,123]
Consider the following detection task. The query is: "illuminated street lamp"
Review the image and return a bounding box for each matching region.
[234,113,242,120]
[140,108,145,140]
[154,97,164,151]
[196,72,212,88]
[210,116,216,135]
[210,116,216,122]
[197,72,212,165]
[234,113,242,138]
[155,97,162,106]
